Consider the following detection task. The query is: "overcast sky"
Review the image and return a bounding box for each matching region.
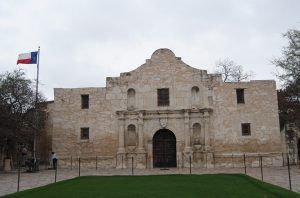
[0,0,299,100]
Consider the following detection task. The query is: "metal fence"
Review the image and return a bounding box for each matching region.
[0,153,299,196]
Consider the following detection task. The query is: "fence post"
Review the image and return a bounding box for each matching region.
[79,157,81,177]
[71,156,73,170]
[17,160,21,192]
[96,156,98,170]
[189,156,192,175]
[213,153,215,168]
[55,161,57,183]
[282,152,284,167]
[244,153,247,174]
[131,157,134,176]
[287,155,292,191]
[122,155,124,169]
[260,156,263,181]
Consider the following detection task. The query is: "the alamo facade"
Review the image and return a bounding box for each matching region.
[46,48,284,168]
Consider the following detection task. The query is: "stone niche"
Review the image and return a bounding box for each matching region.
[126,124,137,152]
[192,123,203,150]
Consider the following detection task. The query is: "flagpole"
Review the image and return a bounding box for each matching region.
[33,46,40,162]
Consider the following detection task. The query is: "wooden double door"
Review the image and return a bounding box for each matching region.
[153,129,177,168]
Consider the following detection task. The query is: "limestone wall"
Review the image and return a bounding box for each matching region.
[52,87,118,158]
[106,49,221,111]
[47,48,283,168]
[211,80,282,153]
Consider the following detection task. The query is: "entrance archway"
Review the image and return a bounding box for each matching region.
[153,129,177,168]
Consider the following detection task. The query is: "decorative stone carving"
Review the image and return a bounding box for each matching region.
[159,118,168,128]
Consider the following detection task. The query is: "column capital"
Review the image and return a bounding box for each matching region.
[117,148,126,154]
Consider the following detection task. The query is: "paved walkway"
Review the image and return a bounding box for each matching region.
[0,166,299,196]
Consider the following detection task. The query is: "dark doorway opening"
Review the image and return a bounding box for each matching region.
[153,129,177,168]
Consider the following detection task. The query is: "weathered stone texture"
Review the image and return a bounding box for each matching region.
[47,48,283,168]
[212,81,281,153]
[52,87,117,158]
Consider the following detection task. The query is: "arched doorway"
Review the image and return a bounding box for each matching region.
[153,129,177,168]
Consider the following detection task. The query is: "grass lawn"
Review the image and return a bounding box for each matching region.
[3,174,299,198]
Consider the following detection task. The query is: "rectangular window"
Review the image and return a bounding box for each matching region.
[157,88,169,106]
[236,89,245,104]
[81,94,89,109]
[241,123,251,136]
[80,127,89,139]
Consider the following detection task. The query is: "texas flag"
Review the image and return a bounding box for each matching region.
[17,51,38,64]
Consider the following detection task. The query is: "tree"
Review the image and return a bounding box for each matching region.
[273,29,300,86]
[274,29,300,163]
[277,80,300,127]
[215,58,253,82]
[274,29,300,128]
[0,69,45,162]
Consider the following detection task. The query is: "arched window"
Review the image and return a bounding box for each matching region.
[191,86,200,106]
[127,88,135,110]
[127,124,137,146]
[192,123,202,145]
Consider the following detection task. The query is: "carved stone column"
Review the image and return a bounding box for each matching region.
[183,110,192,167]
[136,111,146,168]
[117,114,125,153]
[203,110,214,168]
[116,112,126,168]
[137,111,145,152]
[203,111,210,149]
[184,110,192,152]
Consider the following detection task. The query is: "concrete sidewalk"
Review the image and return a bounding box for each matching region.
[0,166,299,196]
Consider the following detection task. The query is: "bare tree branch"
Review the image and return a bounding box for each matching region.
[273,29,300,87]
[215,58,253,82]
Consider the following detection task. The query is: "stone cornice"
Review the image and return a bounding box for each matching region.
[116,108,213,119]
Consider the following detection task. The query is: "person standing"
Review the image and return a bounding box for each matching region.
[51,152,58,170]
[21,147,28,166]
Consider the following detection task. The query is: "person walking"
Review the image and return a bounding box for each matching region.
[51,152,58,170]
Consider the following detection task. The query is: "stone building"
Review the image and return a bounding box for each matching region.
[46,48,283,168]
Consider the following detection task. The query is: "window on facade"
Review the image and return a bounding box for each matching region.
[80,127,89,139]
[236,89,245,104]
[157,88,169,106]
[241,123,251,136]
[81,94,89,109]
